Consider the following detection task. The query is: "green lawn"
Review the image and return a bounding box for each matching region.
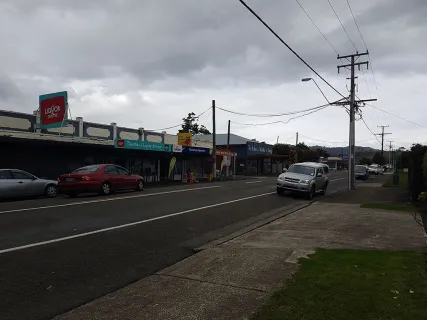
[252,249,427,320]
[360,202,415,212]
[383,172,409,188]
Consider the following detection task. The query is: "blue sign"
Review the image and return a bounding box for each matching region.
[247,141,273,155]
[182,146,211,155]
[115,139,172,152]
[343,155,349,160]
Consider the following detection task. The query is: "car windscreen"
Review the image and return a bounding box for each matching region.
[355,166,366,172]
[287,165,315,176]
[72,165,102,173]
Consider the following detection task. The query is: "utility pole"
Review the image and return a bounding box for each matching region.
[296,132,298,146]
[336,51,375,190]
[375,125,391,155]
[388,141,394,168]
[212,100,216,179]
[227,120,231,150]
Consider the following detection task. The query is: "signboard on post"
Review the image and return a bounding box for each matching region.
[178,132,192,146]
[39,91,68,129]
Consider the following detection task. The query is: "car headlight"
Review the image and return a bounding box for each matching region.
[300,179,310,184]
[278,176,284,181]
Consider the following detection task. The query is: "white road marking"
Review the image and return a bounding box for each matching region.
[245,180,264,184]
[0,185,222,214]
[0,192,275,254]
[330,177,347,182]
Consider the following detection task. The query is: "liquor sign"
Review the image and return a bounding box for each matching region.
[39,91,68,129]
[115,139,172,152]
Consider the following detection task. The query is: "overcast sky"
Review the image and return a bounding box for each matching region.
[1,0,426,149]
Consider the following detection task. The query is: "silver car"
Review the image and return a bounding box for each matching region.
[0,169,58,199]
[277,162,329,199]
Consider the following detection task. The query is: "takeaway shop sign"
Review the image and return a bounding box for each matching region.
[115,139,172,152]
[182,146,211,155]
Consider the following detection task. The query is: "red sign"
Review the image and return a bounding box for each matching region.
[40,96,66,127]
[116,139,125,147]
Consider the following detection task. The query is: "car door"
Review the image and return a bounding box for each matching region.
[103,165,122,190]
[0,170,17,198]
[116,166,134,189]
[11,170,40,196]
[315,167,325,190]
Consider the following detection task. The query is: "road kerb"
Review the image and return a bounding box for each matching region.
[193,202,313,253]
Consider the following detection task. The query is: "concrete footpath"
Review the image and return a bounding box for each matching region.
[55,184,426,320]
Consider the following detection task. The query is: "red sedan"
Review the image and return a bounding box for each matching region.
[58,164,144,197]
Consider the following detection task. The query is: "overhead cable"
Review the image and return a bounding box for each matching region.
[237,0,346,99]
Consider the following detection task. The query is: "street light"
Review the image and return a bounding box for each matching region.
[301,77,330,104]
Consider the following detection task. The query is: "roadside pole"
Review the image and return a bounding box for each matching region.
[336,51,374,190]
[212,100,216,180]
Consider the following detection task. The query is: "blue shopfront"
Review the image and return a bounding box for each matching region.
[114,140,213,183]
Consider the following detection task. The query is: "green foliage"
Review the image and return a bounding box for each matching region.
[179,112,211,135]
[359,157,372,165]
[273,143,290,155]
[372,152,386,165]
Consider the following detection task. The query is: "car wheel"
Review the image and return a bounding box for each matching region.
[136,180,144,191]
[307,186,315,200]
[277,188,284,195]
[45,184,58,198]
[100,182,111,196]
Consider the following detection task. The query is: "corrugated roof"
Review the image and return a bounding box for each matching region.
[194,133,255,146]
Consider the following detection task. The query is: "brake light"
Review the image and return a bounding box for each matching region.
[81,176,92,181]
[57,178,60,182]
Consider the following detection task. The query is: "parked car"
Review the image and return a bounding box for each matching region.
[0,169,58,199]
[355,165,369,180]
[277,162,329,200]
[57,164,144,197]
[367,164,381,175]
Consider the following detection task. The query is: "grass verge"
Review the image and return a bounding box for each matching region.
[360,202,415,212]
[252,249,427,320]
[383,172,408,188]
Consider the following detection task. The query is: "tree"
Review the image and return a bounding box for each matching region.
[179,112,211,135]
[273,143,291,155]
[372,152,386,165]
[359,157,372,166]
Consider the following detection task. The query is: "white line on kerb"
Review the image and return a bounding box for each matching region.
[0,192,275,254]
[0,185,222,215]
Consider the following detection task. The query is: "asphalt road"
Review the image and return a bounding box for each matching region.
[0,172,351,320]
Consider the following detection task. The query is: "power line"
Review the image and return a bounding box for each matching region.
[327,0,358,51]
[237,0,346,99]
[217,101,335,117]
[360,116,381,146]
[229,104,331,125]
[366,103,427,130]
[346,0,368,50]
[295,0,338,55]
[146,107,212,132]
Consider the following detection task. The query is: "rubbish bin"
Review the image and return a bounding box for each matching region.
[393,173,400,186]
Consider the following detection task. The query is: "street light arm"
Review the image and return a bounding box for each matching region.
[311,79,330,104]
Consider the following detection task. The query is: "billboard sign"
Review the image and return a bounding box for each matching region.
[39,91,68,129]
[178,132,192,146]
